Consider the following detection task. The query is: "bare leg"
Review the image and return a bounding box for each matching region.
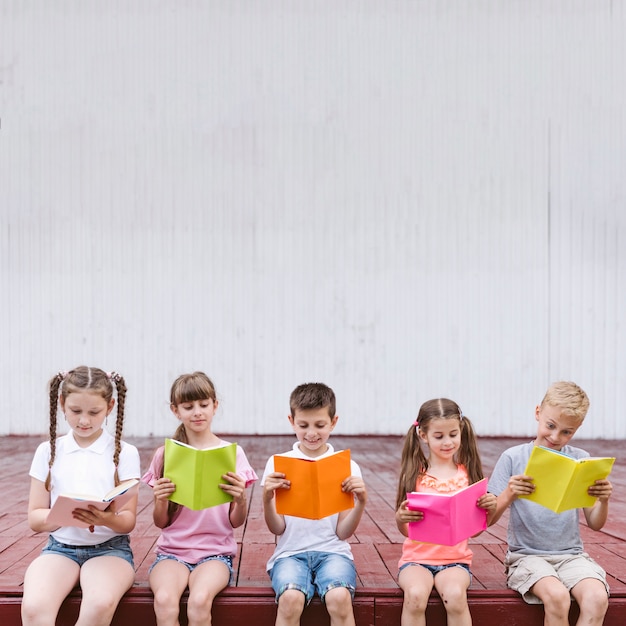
[275,589,306,626]
[324,586,356,626]
[570,578,609,626]
[398,565,435,626]
[433,566,472,626]
[531,576,571,626]
[149,558,191,626]
[186,559,231,626]
[22,554,80,626]
[75,556,135,626]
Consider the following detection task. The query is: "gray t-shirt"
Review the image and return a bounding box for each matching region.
[488,442,589,555]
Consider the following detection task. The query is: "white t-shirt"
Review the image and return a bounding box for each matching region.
[261,441,362,572]
[29,430,141,546]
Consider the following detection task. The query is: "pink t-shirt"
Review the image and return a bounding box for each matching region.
[398,466,474,569]
[142,441,258,564]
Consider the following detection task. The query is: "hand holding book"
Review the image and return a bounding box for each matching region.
[46,478,139,529]
[519,446,615,513]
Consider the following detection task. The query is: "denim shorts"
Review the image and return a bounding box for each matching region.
[42,534,134,568]
[269,551,356,604]
[149,553,234,584]
[399,561,472,583]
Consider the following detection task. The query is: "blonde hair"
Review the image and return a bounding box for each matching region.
[541,381,589,422]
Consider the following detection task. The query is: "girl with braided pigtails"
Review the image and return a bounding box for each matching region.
[22,366,140,626]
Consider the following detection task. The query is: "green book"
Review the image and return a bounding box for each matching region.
[164,439,237,510]
[519,445,615,513]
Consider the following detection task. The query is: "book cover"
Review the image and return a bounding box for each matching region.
[519,445,615,513]
[164,438,237,510]
[407,477,488,546]
[46,478,139,528]
[274,449,355,520]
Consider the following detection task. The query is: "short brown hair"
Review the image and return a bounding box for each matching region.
[290,383,336,419]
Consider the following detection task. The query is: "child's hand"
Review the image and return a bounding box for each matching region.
[220,471,247,506]
[396,499,424,524]
[153,477,176,502]
[262,472,290,502]
[507,474,535,497]
[342,476,367,504]
[71,505,104,531]
[478,492,497,514]
[588,478,612,502]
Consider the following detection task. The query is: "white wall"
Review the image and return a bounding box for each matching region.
[1,1,624,438]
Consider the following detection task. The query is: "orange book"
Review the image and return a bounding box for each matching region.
[274,449,354,519]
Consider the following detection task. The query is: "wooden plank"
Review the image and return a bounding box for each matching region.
[1,435,625,626]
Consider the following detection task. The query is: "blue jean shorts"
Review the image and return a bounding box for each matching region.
[150,553,234,584]
[42,534,134,568]
[269,551,356,604]
[399,561,472,583]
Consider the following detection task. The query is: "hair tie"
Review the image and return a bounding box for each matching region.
[57,371,68,381]
[413,420,420,427]
[108,371,121,383]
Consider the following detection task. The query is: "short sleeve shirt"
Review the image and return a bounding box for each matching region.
[488,442,588,555]
[29,430,141,546]
[261,442,362,572]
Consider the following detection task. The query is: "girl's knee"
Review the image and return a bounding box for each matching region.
[439,584,468,609]
[402,586,430,613]
[153,589,182,622]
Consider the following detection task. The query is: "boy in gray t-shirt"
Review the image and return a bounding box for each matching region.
[488,381,612,625]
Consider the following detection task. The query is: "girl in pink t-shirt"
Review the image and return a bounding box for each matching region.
[394,399,496,626]
[142,372,258,626]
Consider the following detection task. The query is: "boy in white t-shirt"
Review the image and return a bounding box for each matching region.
[262,382,368,626]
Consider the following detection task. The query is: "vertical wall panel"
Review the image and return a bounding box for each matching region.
[0,1,624,438]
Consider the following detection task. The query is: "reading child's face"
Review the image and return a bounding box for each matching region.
[171,398,218,434]
[61,391,114,447]
[419,418,461,462]
[534,404,583,450]
[289,408,338,458]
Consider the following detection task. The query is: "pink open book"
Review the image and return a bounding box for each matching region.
[407,477,488,546]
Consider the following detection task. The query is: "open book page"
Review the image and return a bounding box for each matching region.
[407,478,488,546]
[275,449,354,519]
[164,439,237,510]
[520,446,615,513]
[46,478,139,528]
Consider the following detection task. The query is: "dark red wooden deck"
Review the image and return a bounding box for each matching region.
[0,435,624,625]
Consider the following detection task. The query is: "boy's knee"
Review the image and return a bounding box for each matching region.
[533,579,571,616]
[576,584,609,616]
[277,588,306,618]
[324,586,354,619]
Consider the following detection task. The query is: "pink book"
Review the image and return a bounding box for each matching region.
[46,479,139,528]
[407,477,488,546]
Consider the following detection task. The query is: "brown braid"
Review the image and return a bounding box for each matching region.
[45,372,66,491]
[110,372,126,486]
[46,366,123,490]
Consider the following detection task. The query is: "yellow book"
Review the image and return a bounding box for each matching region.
[164,439,237,510]
[519,446,615,513]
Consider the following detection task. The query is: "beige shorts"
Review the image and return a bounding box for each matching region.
[505,553,609,605]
